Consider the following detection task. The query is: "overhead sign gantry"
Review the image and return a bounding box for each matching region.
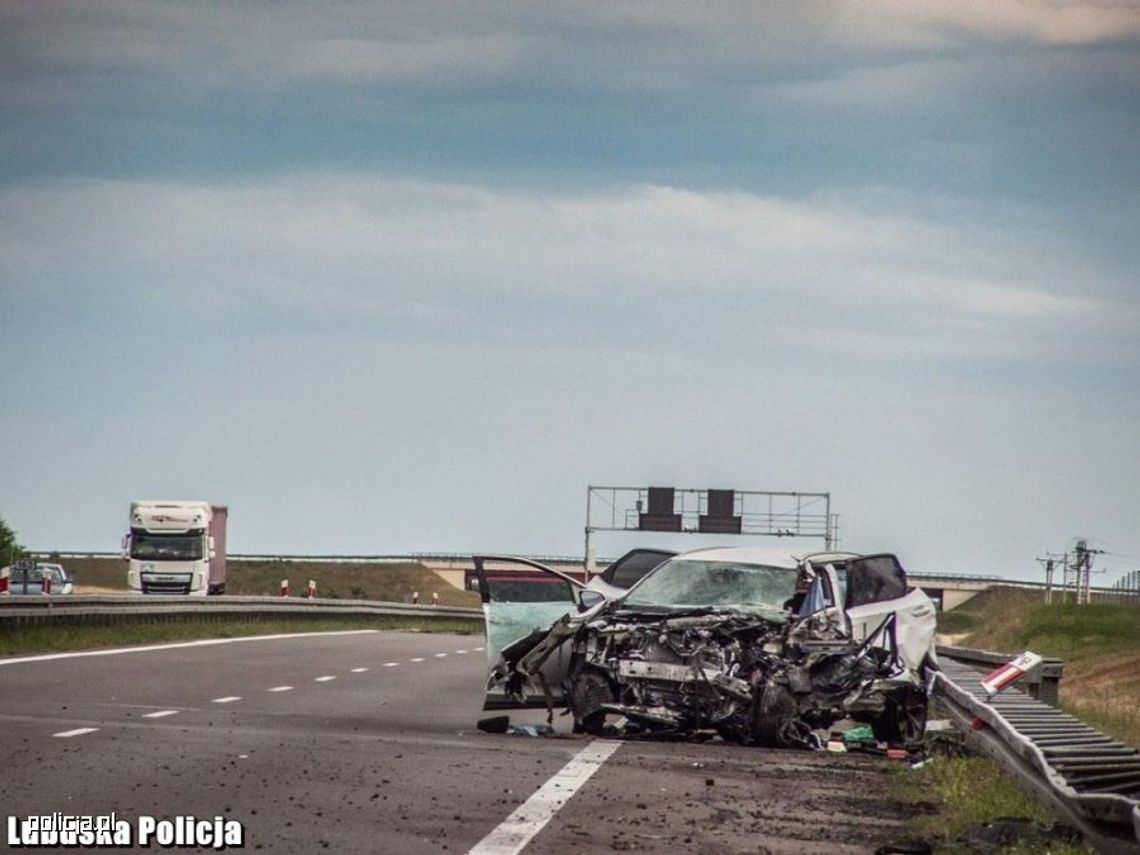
[584,485,836,571]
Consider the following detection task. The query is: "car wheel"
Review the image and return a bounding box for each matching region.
[872,686,928,746]
[568,668,616,735]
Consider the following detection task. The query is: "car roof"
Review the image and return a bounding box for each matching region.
[670,546,800,569]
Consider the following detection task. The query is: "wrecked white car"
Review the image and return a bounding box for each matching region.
[473,547,937,748]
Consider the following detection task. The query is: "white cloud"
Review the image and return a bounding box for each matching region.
[853,0,1140,46]
[3,173,1135,368]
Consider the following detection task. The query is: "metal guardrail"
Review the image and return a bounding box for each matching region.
[0,594,483,629]
[934,654,1140,853]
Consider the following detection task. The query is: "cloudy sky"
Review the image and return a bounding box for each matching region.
[2,1,1138,582]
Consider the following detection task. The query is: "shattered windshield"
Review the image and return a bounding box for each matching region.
[623,560,796,615]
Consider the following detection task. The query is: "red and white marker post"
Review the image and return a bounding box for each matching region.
[431,592,439,607]
[41,571,53,595]
[412,591,419,605]
[981,651,1043,697]
[280,579,289,597]
[307,579,316,599]
[0,566,9,595]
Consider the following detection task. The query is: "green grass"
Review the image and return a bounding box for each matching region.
[54,556,482,607]
[0,616,483,657]
[934,608,981,635]
[898,754,1090,854]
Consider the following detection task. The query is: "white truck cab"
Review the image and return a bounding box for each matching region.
[124,501,227,595]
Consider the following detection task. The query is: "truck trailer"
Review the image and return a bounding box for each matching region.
[124,501,227,595]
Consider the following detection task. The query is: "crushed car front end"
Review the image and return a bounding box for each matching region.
[478,548,937,749]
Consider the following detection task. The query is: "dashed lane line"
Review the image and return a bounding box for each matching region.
[40,644,456,738]
[455,649,469,654]
[466,740,621,855]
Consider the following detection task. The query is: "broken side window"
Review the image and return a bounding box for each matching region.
[844,554,908,608]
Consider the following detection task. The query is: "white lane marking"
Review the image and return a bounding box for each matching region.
[53,728,99,738]
[455,649,469,654]
[351,667,369,673]
[434,653,448,658]
[383,662,399,668]
[0,630,380,666]
[268,686,294,693]
[212,696,241,704]
[315,675,336,682]
[142,710,179,719]
[409,657,425,663]
[473,646,485,652]
[466,740,621,855]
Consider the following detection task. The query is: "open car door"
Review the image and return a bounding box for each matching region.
[472,556,604,710]
[841,553,936,672]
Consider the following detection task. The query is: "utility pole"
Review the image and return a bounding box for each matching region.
[1071,539,1104,605]
[1036,553,1065,604]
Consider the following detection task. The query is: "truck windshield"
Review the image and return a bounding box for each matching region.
[130,532,203,561]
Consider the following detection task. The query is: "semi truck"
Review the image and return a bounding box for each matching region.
[124,501,227,595]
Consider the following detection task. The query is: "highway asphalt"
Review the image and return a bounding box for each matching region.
[1,630,918,853]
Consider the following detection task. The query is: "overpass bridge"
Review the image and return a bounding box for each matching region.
[31,551,1061,610]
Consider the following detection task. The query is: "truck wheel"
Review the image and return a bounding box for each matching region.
[208,583,226,596]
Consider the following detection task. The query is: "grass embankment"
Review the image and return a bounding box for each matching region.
[937,586,1140,747]
[59,557,481,607]
[898,754,1089,854]
[0,616,482,657]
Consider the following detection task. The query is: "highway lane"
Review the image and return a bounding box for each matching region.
[1,630,917,852]
[1,630,610,853]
